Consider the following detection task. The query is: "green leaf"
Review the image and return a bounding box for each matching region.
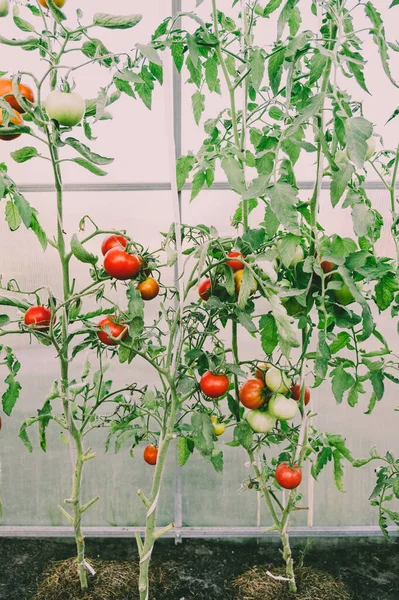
[65,138,114,166]
[81,39,115,68]
[264,0,284,16]
[2,373,21,416]
[237,268,257,310]
[177,437,191,467]
[70,234,98,265]
[12,193,32,228]
[345,117,373,168]
[268,46,286,94]
[278,234,301,268]
[221,157,246,194]
[30,213,48,250]
[71,158,107,177]
[250,49,265,91]
[390,0,399,6]
[13,12,35,33]
[192,91,205,125]
[211,450,224,473]
[0,35,40,50]
[171,42,184,72]
[268,183,300,234]
[149,62,163,85]
[0,315,10,327]
[126,282,145,340]
[331,365,355,404]
[0,296,29,310]
[10,146,39,163]
[351,203,375,239]
[114,77,136,98]
[176,154,195,191]
[191,412,214,457]
[191,171,206,201]
[136,43,162,66]
[5,201,21,231]
[94,13,142,29]
[38,398,52,452]
[277,0,299,39]
[204,54,219,93]
[375,272,399,311]
[333,449,345,492]
[233,421,253,451]
[186,33,200,67]
[370,369,384,400]
[259,314,278,354]
[330,162,355,207]
[309,52,328,84]
[19,420,35,453]
[312,447,332,479]
[45,0,66,22]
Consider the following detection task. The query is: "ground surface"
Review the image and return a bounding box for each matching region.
[0,537,397,600]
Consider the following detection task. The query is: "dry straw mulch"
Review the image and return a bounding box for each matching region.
[234,565,351,600]
[33,557,179,600]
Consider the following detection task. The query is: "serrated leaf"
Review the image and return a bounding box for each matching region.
[259,314,278,354]
[211,450,224,473]
[191,171,206,201]
[126,282,145,340]
[192,91,205,125]
[375,272,399,311]
[5,201,21,231]
[345,117,373,168]
[221,157,246,194]
[13,193,32,228]
[176,154,195,191]
[250,49,265,91]
[311,447,332,479]
[70,234,98,265]
[2,373,21,416]
[136,43,162,65]
[268,46,286,94]
[65,138,114,166]
[94,13,142,29]
[233,421,253,451]
[268,183,300,234]
[191,412,214,457]
[177,437,191,466]
[333,449,345,492]
[330,162,355,207]
[331,365,355,404]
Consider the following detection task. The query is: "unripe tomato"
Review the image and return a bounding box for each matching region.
[210,416,225,436]
[255,363,272,381]
[330,273,355,306]
[234,269,257,294]
[226,251,245,271]
[200,371,229,399]
[97,316,128,346]
[365,136,376,161]
[45,91,85,127]
[38,0,66,9]
[320,260,334,274]
[268,393,298,421]
[198,278,212,301]
[275,463,302,489]
[137,277,160,301]
[101,235,128,256]
[291,383,310,406]
[0,108,23,140]
[24,306,54,331]
[104,248,142,280]
[239,378,265,409]
[282,296,304,318]
[278,243,304,268]
[0,0,9,17]
[144,444,158,466]
[0,79,34,113]
[245,409,276,433]
[265,367,291,394]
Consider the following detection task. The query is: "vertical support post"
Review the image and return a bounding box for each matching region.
[171,0,183,545]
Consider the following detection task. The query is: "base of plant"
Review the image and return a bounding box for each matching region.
[32,557,179,600]
[233,566,350,600]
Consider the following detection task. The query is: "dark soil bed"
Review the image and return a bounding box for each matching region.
[0,537,397,600]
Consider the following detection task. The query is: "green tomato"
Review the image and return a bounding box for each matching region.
[365,137,376,161]
[245,409,276,433]
[282,296,304,318]
[331,273,355,306]
[45,91,86,127]
[265,366,291,394]
[0,0,8,16]
[289,245,304,267]
[268,393,299,421]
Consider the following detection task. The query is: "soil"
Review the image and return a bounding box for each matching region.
[0,537,397,600]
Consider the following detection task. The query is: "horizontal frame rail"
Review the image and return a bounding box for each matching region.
[17,181,394,193]
[0,525,396,539]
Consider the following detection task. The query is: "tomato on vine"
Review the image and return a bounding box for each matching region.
[137,277,160,301]
[45,90,85,127]
[210,416,225,436]
[291,384,310,406]
[265,367,291,394]
[200,371,229,398]
[97,316,128,346]
[320,260,334,274]
[245,409,276,433]
[24,306,54,331]
[268,394,298,421]
[226,251,245,271]
[0,79,34,113]
[144,444,158,466]
[234,269,257,294]
[198,278,212,301]
[239,378,265,409]
[104,248,142,280]
[0,108,23,140]
[275,463,302,490]
[101,234,128,256]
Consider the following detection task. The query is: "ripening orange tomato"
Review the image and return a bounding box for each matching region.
[0,79,34,113]
[0,108,23,140]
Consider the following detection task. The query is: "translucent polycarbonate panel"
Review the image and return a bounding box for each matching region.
[1,0,172,184]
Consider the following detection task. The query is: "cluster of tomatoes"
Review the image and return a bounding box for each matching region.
[198,251,256,300]
[0,75,87,141]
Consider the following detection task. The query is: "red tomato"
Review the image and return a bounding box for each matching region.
[0,108,23,141]
[275,463,302,489]
[137,277,160,300]
[226,251,245,272]
[144,444,158,465]
[321,260,334,274]
[24,306,54,331]
[198,278,212,301]
[291,383,310,406]
[0,79,34,113]
[200,371,229,398]
[101,235,128,256]
[104,248,141,280]
[97,316,128,346]
[239,378,265,409]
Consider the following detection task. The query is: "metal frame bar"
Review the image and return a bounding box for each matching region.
[0,525,396,538]
[15,181,394,193]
